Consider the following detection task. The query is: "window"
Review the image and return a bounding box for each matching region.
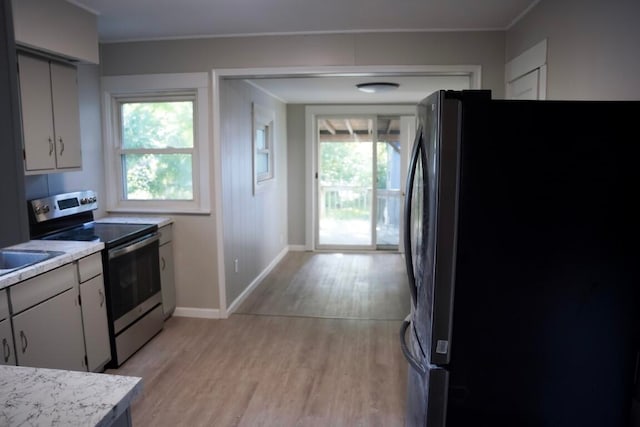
[119,96,195,200]
[252,103,275,193]
[102,73,210,213]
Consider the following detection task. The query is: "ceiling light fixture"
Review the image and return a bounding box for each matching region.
[356,82,400,93]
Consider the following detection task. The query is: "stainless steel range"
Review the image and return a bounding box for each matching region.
[28,190,163,367]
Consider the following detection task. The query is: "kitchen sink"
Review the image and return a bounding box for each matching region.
[0,249,65,276]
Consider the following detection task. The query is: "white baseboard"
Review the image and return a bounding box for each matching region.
[288,244,307,252]
[172,307,222,319]
[226,246,289,314]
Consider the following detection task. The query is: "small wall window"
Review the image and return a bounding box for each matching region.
[253,103,275,193]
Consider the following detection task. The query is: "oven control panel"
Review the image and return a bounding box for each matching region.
[29,190,98,223]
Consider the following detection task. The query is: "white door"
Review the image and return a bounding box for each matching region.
[13,288,86,371]
[507,69,540,100]
[50,62,82,169]
[80,276,111,372]
[505,39,547,101]
[18,54,56,171]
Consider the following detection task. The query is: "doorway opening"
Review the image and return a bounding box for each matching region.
[317,115,405,250]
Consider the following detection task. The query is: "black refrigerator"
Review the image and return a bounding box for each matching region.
[400,90,640,427]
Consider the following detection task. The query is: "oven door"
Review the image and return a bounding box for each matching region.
[107,232,162,333]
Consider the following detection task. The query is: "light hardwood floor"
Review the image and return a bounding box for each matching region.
[237,252,410,320]
[107,252,409,426]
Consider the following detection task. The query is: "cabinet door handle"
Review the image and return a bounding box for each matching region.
[161,257,166,271]
[99,289,105,307]
[19,330,28,353]
[2,338,10,363]
[59,137,65,155]
[48,137,54,156]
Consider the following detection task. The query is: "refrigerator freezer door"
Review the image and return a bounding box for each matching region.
[401,321,448,427]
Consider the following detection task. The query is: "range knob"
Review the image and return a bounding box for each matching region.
[81,198,88,204]
[42,205,50,213]
[34,205,42,214]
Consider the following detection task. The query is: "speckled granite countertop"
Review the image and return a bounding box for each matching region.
[0,365,142,427]
[0,240,104,291]
[95,216,173,228]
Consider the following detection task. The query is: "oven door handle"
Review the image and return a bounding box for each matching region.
[109,232,160,260]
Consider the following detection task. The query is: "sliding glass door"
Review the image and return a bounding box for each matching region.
[316,115,406,250]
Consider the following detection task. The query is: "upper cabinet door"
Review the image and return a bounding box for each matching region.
[18,53,82,174]
[50,62,81,169]
[18,54,56,171]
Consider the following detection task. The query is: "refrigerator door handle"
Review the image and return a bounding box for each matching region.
[403,126,423,306]
[400,320,426,376]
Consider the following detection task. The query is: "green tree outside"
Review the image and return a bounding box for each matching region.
[121,101,194,200]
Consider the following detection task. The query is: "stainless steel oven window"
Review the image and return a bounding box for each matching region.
[107,233,161,328]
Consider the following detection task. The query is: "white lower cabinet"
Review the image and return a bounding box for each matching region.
[0,289,14,365]
[5,252,112,372]
[12,287,86,371]
[79,269,111,371]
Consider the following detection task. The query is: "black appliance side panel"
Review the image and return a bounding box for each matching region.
[0,0,29,248]
[446,98,640,426]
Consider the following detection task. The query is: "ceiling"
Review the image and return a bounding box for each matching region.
[68,0,538,43]
[67,0,539,103]
[245,74,472,104]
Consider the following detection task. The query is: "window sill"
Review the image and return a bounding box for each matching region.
[107,207,212,216]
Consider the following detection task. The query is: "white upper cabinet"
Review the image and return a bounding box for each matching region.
[12,0,99,64]
[18,53,82,173]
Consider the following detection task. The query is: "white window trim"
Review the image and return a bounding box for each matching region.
[102,73,211,214]
[252,102,276,194]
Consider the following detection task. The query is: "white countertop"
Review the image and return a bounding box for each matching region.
[95,216,173,228]
[0,365,142,427]
[0,240,104,291]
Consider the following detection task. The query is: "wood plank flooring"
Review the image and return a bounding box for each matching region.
[237,252,410,320]
[107,252,409,426]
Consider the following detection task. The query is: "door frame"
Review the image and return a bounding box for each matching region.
[212,64,481,315]
[306,105,418,251]
[314,113,380,251]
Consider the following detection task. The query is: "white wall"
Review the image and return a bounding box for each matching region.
[506,0,640,100]
[220,79,288,304]
[12,0,98,63]
[97,30,506,311]
[286,104,306,247]
[100,32,506,95]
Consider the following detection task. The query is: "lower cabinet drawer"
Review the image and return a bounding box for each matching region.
[77,252,103,283]
[10,263,76,314]
[0,289,9,321]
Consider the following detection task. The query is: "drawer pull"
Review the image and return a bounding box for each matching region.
[99,289,105,307]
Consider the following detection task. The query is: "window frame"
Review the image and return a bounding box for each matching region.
[252,102,276,194]
[102,73,211,214]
